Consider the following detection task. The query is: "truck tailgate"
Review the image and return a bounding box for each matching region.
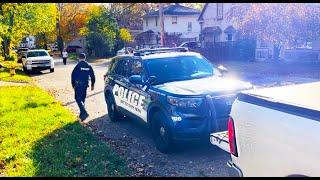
[210,130,229,153]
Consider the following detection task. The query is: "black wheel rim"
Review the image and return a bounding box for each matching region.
[107,97,115,119]
[155,120,169,147]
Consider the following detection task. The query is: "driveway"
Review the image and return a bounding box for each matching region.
[31,58,233,177]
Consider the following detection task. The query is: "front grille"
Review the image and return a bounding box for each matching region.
[32,60,50,65]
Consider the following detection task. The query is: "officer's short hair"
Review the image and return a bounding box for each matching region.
[79,53,86,60]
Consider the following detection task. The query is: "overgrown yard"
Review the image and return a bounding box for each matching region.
[0,86,129,176]
[0,67,32,83]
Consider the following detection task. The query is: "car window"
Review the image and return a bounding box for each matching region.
[129,60,143,76]
[108,58,118,74]
[27,51,48,57]
[145,55,215,85]
[113,57,131,78]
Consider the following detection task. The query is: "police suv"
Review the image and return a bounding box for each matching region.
[104,47,252,153]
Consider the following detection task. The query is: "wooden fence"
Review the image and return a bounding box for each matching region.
[196,39,256,63]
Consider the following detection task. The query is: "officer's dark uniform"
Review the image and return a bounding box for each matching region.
[71,53,95,121]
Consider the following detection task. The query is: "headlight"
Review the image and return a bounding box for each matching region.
[26,60,32,65]
[167,96,203,108]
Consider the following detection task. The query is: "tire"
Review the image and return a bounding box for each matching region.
[23,66,29,74]
[151,111,176,153]
[105,93,122,122]
[50,68,54,73]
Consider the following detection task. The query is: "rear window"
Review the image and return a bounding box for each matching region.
[18,49,28,52]
[27,51,48,57]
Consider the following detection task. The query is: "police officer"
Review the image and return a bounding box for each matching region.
[71,53,95,121]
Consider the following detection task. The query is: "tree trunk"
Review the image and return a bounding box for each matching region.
[3,9,14,60]
[3,39,10,59]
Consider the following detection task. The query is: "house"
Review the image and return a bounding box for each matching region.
[66,37,86,54]
[136,3,201,48]
[19,35,36,49]
[198,3,275,61]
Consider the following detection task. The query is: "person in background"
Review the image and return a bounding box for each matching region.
[71,53,95,121]
[62,49,68,65]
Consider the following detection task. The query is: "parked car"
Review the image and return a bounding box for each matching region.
[22,49,54,73]
[210,82,320,177]
[17,47,29,63]
[104,47,253,153]
[179,41,201,50]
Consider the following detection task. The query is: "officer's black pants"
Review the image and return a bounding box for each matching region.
[63,58,67,65]
[75,86,88,116]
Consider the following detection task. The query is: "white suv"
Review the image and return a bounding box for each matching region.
[22,49,54,73]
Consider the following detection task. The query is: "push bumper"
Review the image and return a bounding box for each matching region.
[26,65,51,71]
[172,116,228,141]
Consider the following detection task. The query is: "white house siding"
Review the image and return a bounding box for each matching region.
[201,3,235,42]
[143,15,200,40]
[143,16,160,33]
[200,3,276,61]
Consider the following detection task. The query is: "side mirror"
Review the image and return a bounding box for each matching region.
[129,75,143,85]
[218,65,228,73]
[217,65,228,76]
[147,76,156,85]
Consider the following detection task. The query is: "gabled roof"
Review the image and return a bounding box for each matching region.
[198,3,208,21]
[144,4,200,17]
[203,26,222,34]
[224,26,236,34]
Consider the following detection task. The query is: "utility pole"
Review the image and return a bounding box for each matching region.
[56,3,63,54]
[159,3,165,46]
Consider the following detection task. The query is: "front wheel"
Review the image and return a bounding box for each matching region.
[23,66,30,74]
[105,94,122,122]
[151,111,176,153]
[50,68,54,73]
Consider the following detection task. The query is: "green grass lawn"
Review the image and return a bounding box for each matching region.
[0,86,129,176]
[68,53,78,60]
[0,67,32,83]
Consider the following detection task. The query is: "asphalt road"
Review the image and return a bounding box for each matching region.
[31,58,233,177]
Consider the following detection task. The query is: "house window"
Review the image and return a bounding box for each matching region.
[146,18,148,26]
[217,3,223,20]
[155,17,158,26]
[227,34,232,41]
[172,16,177,24]
[260,40,268,48]
[188,22,192,32]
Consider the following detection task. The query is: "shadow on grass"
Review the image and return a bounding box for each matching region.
[23,102,49,109]
[0,67,28,77]
[31,121,129,177]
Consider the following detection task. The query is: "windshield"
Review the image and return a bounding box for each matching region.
[145,55,217,85]
[27,51,48,57]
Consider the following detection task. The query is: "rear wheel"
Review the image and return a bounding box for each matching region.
[151,111,176,153]
[105,93,122,122]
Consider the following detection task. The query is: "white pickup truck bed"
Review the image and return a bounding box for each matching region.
[210,82,320,176]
